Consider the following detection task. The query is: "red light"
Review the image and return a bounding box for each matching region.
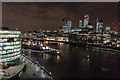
[112,22,115,25]
[114,27,116,29]
[119,23,120,25]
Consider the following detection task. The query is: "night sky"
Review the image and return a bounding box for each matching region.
[2,2,118,31]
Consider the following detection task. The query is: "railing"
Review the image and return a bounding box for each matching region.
[21,54,57,80]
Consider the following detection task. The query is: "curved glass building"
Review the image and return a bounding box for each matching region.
[0,29,21,68]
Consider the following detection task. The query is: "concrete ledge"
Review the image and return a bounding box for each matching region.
[1,62,25,80]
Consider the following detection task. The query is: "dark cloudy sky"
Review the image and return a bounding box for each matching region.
[2,2,118,31]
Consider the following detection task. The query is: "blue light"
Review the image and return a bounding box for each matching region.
[22,49,54,53]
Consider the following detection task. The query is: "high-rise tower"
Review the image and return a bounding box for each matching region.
[96,19,103,33]
[62,17,72,33]
[84,14,89,28]
[79,20,83,28]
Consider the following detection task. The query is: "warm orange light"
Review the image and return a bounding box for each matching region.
[43,37,47,40]
[44,41,48,44]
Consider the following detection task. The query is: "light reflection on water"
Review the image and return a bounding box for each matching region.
[22,42,120,79]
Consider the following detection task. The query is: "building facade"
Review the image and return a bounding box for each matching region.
[84,14,89,28]
[96,19,103,33]
[62,17,72,33]
[79,20,83,28]
[0,30,21,68]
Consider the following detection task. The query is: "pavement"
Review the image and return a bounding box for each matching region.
[19,55,52,79]
[0,62,25,79]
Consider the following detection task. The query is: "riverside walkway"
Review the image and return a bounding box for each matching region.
[19,55,54,80]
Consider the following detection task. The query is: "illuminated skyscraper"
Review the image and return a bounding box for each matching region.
[96,19,103,33]
[84,14,89,28]
[62,17,72,33]
[96,19,99,32]
[103,27,111,44]
[0,27,21,68]
[79,20,83,28]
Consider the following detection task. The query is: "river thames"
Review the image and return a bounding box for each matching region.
[22,42,120,79]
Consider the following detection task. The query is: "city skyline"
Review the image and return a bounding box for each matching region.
[3,2,118,31]
[1,2,120,79]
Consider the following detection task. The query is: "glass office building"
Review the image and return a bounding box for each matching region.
[62,17,72,33]
[84,14,89,28]
[0,29,21,68]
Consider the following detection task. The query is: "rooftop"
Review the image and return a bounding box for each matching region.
[0,27,9,30]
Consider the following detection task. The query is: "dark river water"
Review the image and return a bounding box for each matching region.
[22,42,120,79]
